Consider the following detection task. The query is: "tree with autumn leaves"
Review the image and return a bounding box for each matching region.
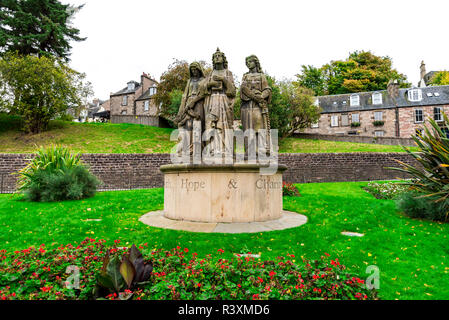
[296,51,411,96]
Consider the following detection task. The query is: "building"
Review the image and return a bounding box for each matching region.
[110,73,165,126]
[74,98,110,123]
[305,64,449,139]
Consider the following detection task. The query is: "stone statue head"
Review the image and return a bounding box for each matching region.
[189,61,205,79]
[245,55,262,73]
[212,48,228,70]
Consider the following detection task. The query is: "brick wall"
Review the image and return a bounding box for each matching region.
[0,153,416,193]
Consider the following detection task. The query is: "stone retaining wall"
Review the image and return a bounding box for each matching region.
[0,153,415,193]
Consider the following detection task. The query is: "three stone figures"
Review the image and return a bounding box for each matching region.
[175,48,272,161]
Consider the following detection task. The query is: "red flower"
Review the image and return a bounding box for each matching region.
[269,271,276,279]
[257,277,264,283]
[252,294,259,300]
[184,248,189,253]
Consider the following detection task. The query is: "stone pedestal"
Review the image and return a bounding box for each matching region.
[160,163,287,223]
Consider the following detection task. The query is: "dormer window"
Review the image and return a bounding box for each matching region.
[127,82,135,91]
[350,94,360,107]
[408,89,422,102]
[372,92,382,105]
[149,86,157,96]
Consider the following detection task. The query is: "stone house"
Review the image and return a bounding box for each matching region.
[305,71,449,139]
[110,73,163,126]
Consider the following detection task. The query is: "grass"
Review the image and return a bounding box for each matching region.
[0,113,416,153]
[0,181,448,300]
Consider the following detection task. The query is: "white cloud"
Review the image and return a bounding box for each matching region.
[63,0,449,99]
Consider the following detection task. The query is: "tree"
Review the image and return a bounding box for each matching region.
[429,71,449,86]
[278,81,321,138]
[153,59,210,125]
[295,65,325,96]
[263,76,320,138]
[0,52,92,133]
[297,50,410,95]
[0,0,85,61]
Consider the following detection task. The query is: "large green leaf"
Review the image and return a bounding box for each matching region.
[119,256,136,289]
[107,256,126,292]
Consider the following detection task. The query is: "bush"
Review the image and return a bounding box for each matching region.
[16,145,100,202]
[363,181,409,200]
[396,192,449,221]
[282,182,301,197]
[351,122,361,127]
[0,239,377,300]
[372,121,384,126]
[389,112,449,219]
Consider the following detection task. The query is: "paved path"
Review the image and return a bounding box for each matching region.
[139,210,307,234]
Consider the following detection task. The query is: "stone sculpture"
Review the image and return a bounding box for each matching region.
[174,62,206,155]
[202,48,236,157]
[240,55,272,156]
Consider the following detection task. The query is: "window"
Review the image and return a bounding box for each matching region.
[415,109,423,123]
[314,98,319,106]
[127,82,135,91]
[408,89,423,102]
[121,110,127,115]
[415,128,424,137]
[341,114,349,126]
[149,86,157,96]
[434,92,440,97]
[426,92,433,97]
[331,115,339,127]
[374,131,384,137]
[350,94,360,107]
[374,111,383,121]
[434,107,443,122]
[372,92,382,105]
[144,100,149,111]
[122,95,128,106]
[311,120,319,128]
[351,113,360,123]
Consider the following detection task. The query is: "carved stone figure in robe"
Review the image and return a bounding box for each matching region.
[203,48,236,156]
[240,55,272,156]
[174,62,205,155]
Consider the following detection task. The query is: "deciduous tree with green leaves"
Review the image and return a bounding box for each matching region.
[429,71,449,86]
[297,51,410,95]
[0,53,92,133]
[0,0,85,61]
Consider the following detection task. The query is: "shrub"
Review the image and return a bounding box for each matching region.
[389,112,449,220]
[363,181,409,200]
[372,121,384,126]
[282,182,301,197]
[396,192,449,221]
[0,239,377,300]
[16,145,100,201]
[351,122,361,127]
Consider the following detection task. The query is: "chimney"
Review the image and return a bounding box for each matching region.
[420,61,427,80]
[387,79,399,99]
[93,98,100,106]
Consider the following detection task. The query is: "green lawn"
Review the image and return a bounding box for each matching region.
[0,181,447,300]
[0,114,415,153]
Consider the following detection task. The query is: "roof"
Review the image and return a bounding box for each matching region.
[135,88,156,101]
[317,85,449,113]
[111,81,141,96]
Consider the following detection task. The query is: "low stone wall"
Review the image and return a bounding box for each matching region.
[0,153,415,193]
[295,133,416,147]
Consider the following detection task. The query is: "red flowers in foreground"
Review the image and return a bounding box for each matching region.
[0,239,377,301]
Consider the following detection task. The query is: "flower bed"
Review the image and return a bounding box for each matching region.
[363,181,409,200]
[0,239,377,300]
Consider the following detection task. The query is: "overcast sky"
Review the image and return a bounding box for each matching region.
[63,0,449,100]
